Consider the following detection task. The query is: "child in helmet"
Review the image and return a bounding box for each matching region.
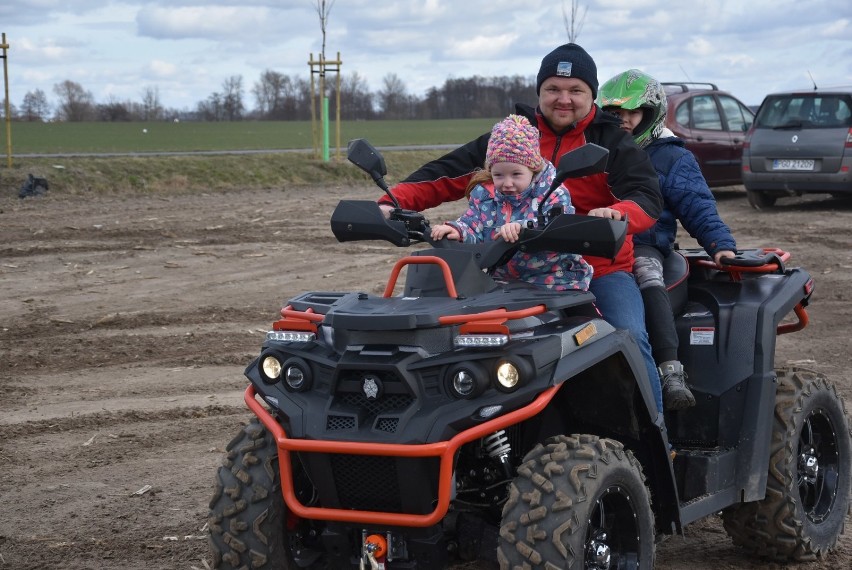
[431,114,593,292]
[597,70,737,410]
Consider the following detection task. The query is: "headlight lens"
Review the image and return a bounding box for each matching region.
[282,357,312,392]
[285,365,307,390]
[261,356,282,382]
[452,370,476,397]
[496,361,520,389]
[446,362,488,399]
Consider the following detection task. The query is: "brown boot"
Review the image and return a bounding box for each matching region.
[659,360,696,410]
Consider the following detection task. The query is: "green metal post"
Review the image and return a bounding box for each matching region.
[322,96,329,162]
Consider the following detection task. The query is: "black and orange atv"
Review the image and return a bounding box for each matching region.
[208,140,851,569]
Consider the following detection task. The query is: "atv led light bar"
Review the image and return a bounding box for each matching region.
[454,334,508,348]
[266,330,316,343]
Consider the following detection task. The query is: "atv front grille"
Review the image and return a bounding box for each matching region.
[331,454,403,512]
[338,392,414,416]
[326,415,356,431]
[327,370,415,433]
[375,417,399,432]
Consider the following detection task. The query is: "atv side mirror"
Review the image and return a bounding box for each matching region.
[551,143,609,189]
[538,143,609,224]
[347,138,401,209]
[348,139,387,184]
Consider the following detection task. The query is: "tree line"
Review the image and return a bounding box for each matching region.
[2,70,538,122]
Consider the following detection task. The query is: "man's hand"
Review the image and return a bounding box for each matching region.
[587,207,623,220]
[379,203,395,219]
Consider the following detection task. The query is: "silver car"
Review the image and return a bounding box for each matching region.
[742,89,852,209]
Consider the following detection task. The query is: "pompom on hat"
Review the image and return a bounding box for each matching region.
[485,114,543,172]
[536,42,598,98]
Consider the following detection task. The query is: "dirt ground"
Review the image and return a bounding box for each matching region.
[1,181,851,570]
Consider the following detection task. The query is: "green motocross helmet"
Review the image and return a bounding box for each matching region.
[597,69,667,148]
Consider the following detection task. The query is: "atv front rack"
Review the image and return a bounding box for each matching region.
[245,384,561,527]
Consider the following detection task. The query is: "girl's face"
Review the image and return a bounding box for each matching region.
[606,107,644,134]
[491,162,534,195]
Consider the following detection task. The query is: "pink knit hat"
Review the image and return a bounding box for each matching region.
[485,114,543,171]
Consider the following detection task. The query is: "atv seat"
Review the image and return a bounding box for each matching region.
[664,251,689,316]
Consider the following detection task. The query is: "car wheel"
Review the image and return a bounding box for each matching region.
[721,367,852,561]
[746,188,777,210]
[497,434,655,569]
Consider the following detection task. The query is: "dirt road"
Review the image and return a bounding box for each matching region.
[1,184,850,569]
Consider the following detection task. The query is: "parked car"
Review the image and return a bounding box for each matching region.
[663,82,755,187]
[742,89,852,209]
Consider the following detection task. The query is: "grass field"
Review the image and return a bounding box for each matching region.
[7,118,501,154]
[2,118,504,196]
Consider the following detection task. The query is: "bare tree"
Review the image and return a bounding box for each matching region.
[96,95,133,121]
[562,0,587,43]
[141,86,163,121]
[378,73,408,119]
[52,80,95,121]
[331,71,373,120]
[253,70,288,118]
[221,75,245,121]
[20,89,50,122]
[313,0,336,64]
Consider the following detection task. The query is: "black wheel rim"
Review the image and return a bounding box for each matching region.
[585,485,641,570]
[797,408,840,523]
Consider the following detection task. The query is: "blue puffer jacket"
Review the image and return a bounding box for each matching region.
[634,135,736,257]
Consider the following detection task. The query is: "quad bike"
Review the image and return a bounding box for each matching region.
[208,140,851,569]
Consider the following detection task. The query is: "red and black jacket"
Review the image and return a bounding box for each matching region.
[381,104,663,277]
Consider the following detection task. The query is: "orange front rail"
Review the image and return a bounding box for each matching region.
[245,384,561,527]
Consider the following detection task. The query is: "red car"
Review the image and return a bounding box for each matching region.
[663,82,755,187]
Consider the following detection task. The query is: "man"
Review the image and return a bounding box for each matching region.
[380,43,665,412]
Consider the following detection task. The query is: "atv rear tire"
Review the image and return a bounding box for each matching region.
[722,367,852,561]
[209,419,323,569]
[497,434,655,569]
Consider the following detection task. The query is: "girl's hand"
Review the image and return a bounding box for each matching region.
[498,222,523,243]
[431,224,461,241]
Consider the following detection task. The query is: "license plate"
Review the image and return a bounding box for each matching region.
[772,159,814,171]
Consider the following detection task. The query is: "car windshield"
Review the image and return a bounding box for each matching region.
[755,94,852,129]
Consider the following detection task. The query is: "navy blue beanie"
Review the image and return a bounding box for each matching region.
[536,43,599,98]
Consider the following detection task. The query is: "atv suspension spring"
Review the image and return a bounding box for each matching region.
[483,430,513,479]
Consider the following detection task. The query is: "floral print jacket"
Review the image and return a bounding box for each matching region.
[449,162,593,291]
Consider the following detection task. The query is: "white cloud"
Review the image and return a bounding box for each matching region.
[0,0,849,110]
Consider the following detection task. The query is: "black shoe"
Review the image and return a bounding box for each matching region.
[659,361,696,410]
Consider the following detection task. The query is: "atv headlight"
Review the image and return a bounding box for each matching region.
[283,357,312,392]
[260,355,282,383]
[494,358,532,392]
[447,362,488,399]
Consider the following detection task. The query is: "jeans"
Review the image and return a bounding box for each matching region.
[590,271,663,413]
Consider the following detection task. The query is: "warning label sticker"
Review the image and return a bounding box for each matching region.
[690,327,715,345]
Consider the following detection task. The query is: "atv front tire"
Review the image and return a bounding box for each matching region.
[209,419,323,569]
[497,434,655,569]
[722,367,852,561]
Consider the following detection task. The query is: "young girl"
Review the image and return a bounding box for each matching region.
[430,114,592,291]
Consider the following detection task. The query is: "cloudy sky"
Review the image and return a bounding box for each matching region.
[2,0,850,113]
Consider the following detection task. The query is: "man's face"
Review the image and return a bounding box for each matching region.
[538,76,594,131]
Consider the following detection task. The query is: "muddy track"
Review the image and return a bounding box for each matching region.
[0,187,850,569]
